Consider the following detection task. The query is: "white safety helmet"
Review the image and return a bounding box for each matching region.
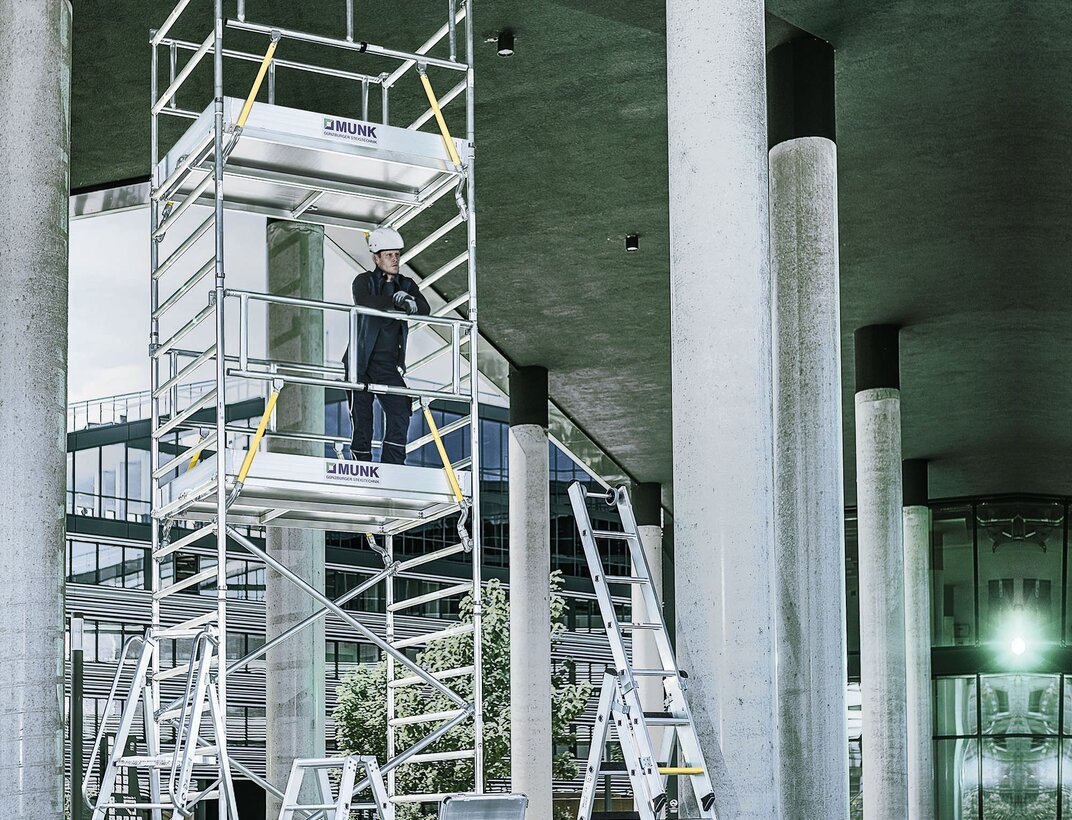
[368,226,405,254]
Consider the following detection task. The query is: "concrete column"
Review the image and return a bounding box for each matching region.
[854,325,908,819]
[0,3,70,818]
[265,221,326,816]
[666,1,777,816]
[768,35,849,820]
[902,459,933,820]
[631,484,664,728]
[508,366,552,820]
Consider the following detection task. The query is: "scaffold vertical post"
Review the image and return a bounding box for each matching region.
[464,0,484,793]
[211,3,231,817]
[148,29,165,820]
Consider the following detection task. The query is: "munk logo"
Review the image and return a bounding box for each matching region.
[323,117,378,144]
[326,461,381,484]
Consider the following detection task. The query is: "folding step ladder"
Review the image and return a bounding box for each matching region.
[278,756,394,820]
[567,481,717,820]
[83,628,238,820]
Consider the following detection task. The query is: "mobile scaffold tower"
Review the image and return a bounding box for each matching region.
[85,0,484,817]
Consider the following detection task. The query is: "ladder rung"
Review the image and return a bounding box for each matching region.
[407,749,475,763]
[387,582,471,612]
[154,613,216,634]
[630,668,677,676]
[153,302,216,360]
[153,344,216,398]
[154,655,218,682]
[152,386,216,438]
[644,712,690,726]
[605,575,649,585]
[287,804,338,811]
[388,665,474,689]
[154,560,245,599]
[396,543,466,572]
[591,529,633,540]
[659,766,704,775]
[389,708,464,727]
[153,256,214,319]
[619,622,663,631]
[153,433,218,480]
[391,622,473,649]
[97,802,176,811]
[152,524,216,560]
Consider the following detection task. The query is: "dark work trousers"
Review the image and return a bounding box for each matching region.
[348,356,411,464]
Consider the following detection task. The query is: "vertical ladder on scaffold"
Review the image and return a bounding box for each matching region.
[83,0,485,817]
[567,482,717,820]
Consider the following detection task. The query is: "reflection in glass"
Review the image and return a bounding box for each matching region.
[978,501,1064,647]
[935,736,980,819]
[932,505,975,647]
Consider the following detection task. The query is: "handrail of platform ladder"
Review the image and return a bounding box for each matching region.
[81,635,147,813]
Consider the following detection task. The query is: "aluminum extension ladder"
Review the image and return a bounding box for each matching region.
[278,756,394,820]
[83,627,238,820]
[567,481,716,820]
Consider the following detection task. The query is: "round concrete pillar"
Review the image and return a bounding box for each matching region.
[509,365,553,820]
[265,220,326,816]
[769,34,849,820]
[631,483,664,735]
[854,325,908,819]
[902,459,934,820]
[0,3,71,818]
[666,0,778,815]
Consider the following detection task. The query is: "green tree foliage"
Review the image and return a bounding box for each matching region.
[333,572,592,812]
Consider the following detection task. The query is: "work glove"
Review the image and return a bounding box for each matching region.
[392,289,419,314]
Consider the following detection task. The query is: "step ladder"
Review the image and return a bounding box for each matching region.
[83,627,238,820]
[567,481,716,820]
[278,756,394,820]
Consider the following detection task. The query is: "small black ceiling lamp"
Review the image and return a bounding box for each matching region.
[497,29,515,57]
[625,233,640,253]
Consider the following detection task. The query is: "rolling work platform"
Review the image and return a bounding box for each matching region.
[84,0,485,817]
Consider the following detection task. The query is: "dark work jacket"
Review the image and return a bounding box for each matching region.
[343,269,431,376]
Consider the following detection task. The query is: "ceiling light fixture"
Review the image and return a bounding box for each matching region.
[497,30,515,57]
[625,234,640,253]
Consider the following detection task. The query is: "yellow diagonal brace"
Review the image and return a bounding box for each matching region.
[659,767,704,775]
[419,72,463,167]
[187,450,202,471]
[236,389,280,483]
[422,405,465,503]
[236,35,280,129]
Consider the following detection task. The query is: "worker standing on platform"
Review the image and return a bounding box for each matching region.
[345,227,431,463]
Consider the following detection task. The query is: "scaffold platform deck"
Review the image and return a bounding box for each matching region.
[160,450,470,532]
[159,97,467,229]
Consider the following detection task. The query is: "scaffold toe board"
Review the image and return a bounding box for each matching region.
[159,98,468,229]
[159,449,471,532]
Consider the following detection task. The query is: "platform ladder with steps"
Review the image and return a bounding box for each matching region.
[277,756,393,820]
[566,481,717,820]
[82,627,238,820]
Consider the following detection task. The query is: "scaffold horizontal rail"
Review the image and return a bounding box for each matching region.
[388,665,474,689]
[152,524,216,559]
[153,388,216,439]
[153,302,216,359]
[407,749,475,764]
[388,709,465,728]
[154,559,246,600]
[395,543,467,572]
[387,582,471,613]
[156,610,218,638]
[154,171,215,238]
[154,257,215,319]
[391,622,473,650]
[153,433,218,480]
[153,133,213,201]
[154,215,214,280]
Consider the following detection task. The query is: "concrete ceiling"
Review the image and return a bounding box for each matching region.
[69,1,1072,507]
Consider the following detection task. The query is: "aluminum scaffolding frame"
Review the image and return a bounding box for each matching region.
[84,1,484,817]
